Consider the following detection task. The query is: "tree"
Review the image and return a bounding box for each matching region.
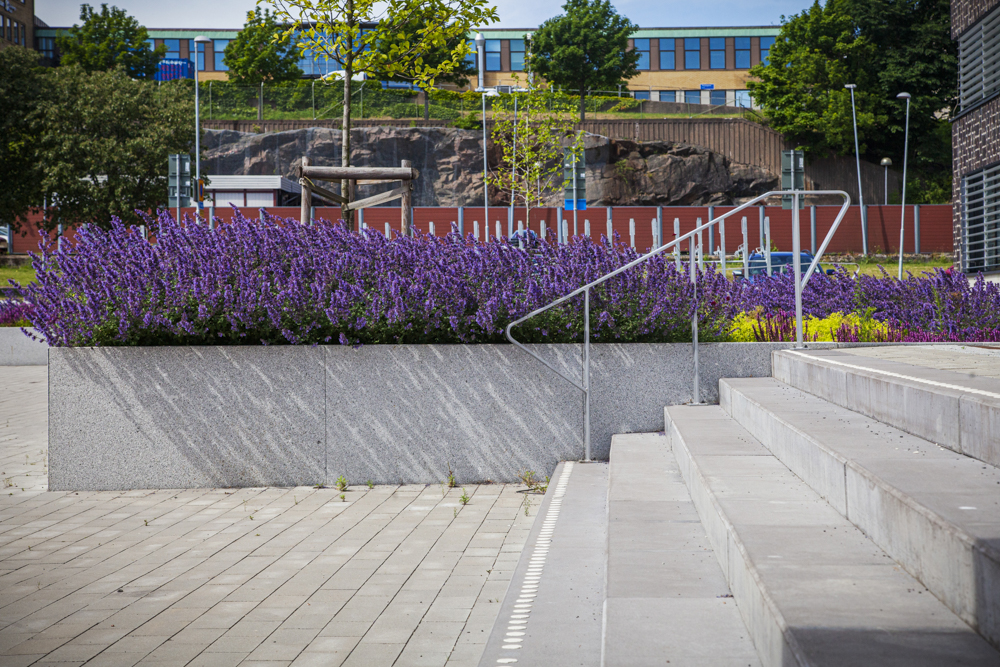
[527,0,639,121]
[487,81,582,226]
[369,7,478,119]
[747,0,956,203]
[55,3,166,79]
[262,0,498,230]
[225,8,304,120]
[0,47,48,233]
[33,66,195,229]
[225,9,304,86]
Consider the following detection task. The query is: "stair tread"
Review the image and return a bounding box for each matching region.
[724,376,1000,540]
[604,432,760,667]
[668,405,999,665]
[787,348,1000,397]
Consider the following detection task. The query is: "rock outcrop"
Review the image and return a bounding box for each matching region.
[202,126,779,207]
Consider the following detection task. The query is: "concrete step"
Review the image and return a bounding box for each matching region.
[773,348,1000,468]
[478,460,607,667]
[666,404,1000,666]
[603,432,759,667]
[721,376,1000,650]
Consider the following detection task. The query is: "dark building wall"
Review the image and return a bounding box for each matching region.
[952,0,1000,267]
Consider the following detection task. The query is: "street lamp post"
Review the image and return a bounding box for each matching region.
[475,33,488,237]
[845,83,867,255]
[897,92,911,280]
[880,157,892,205]
[194,36,211,221]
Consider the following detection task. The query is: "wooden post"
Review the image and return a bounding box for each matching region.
[401,159,413,236]
[299,157,311,226]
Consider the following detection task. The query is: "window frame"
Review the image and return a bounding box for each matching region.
[213,39,231,71]
[959,6,1000,111]
[684,38,701,70]
[962,162,1000,272]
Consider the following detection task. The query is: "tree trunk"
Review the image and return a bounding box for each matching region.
[579,89,585,122]
[341,41,354,230]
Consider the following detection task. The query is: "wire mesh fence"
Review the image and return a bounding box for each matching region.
[164,79,752,122]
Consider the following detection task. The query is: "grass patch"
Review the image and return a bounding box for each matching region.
[0,264,36,286]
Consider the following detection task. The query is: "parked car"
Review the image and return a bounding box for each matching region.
[731,252,835,281]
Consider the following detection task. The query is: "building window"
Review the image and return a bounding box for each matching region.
[684,38,700,69]
[962,162,1000,272]
[760,36,775,65]
[710,89,726,106]
[38,36,56,61]
[214,39,230,71]
[465,40,477,70]
[510,39,525,71]
[735,90,752,107]
[709,37,725,69]
[188,40,206,70]
[735,37,751,69]
[684,90,700,104]
[212,191,244,207]
[658,39,675,69]
[657,91,678,103]
[633,90,650,100]
[162,38,180,59]
[485,39,500,71]
[959,6,1000,110]
[633,38,650,70]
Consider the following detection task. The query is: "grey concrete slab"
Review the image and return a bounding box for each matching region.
[48,347,327,490]
[0,329,47,366]
[478,461,607,667]
[722,376,1000,651]
[667,404,1000,666]
[603,432,760,667]
[774,348,1000,467]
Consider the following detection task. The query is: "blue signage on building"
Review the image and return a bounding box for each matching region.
[700,84,715,90]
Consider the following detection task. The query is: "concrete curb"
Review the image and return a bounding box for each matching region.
[0,328,47,366]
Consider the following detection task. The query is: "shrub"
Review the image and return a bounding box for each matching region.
[0,301,34,328]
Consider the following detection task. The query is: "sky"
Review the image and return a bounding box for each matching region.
[36,0,805,29]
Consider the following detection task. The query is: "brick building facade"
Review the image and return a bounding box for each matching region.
[0,0,33,51]
[952,0,1000,272]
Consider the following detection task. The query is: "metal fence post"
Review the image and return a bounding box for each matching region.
[606,207,613,244]
[690,234,700,405]
[708,206,714,255]
[741,216,749,278]
[458,206,464,237]
[759,206,765,251]
[765,216,772,276]
[606,217,613,243]
[583,287,591,462]
[657,205,663,248]
[914,205,921,255]
[696,219,704,271]
[557,206,563,243]
[674,218,681,269]
[720,218,726,274]
[629,218,635,248]
[810,205,817,255]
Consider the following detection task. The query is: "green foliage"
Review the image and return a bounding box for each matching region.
[335,475,348,491]
[223,8,303,85]
[728,309,889,342]
[487,81,582,212]
[748,0,956,202]
[0,47,46,232]
[55,3,165,79]
[528,0,640,120]
[34,67,195,230]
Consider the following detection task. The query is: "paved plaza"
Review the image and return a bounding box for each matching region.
[0,367,538,667]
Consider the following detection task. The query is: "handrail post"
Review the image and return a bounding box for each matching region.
[583,287,591,461]
[792,191,804,348]
[690,235,700,404]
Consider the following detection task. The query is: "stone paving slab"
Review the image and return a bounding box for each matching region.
[0,366,540,667]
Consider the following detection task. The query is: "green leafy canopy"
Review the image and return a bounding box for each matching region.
[747,0,956,203]
[55,3,166,80]
[224,8,304,85]
[527,0,639,121]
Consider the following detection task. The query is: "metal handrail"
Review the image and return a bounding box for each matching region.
[504,190,852,461]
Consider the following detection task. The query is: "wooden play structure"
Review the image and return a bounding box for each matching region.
[296,157,419,233]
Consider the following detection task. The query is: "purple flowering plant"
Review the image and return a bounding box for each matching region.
[11,210,1000,347]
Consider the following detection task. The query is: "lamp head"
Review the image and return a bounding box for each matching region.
[844,83,856,89]
[474,33,485,48]
[881,157,892,167]
[896,92,911,99]
[194,35,211,44]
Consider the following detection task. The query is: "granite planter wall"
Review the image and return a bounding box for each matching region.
[49,342,839,491]
[1,328,48,366]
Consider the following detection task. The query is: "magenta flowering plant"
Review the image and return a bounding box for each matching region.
[15,210,735,347]
[12,210,1000,346]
